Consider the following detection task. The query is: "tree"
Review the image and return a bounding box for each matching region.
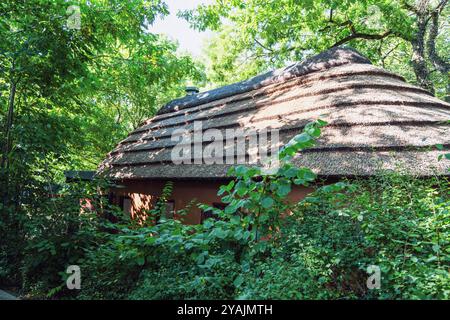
[0,0,203,202]
[90,34,204,130]
[181,0,449,99]
[0,0,203,285]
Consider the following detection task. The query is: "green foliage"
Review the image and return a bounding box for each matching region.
[78,210,247,299]
[43,120,326,299]
[0,0,203,171]
[1,1,448,299]
[0,177,113,298]
[183,0,449,98]
[240,175,450,299]
[1,118,448,300]
[213,120,327,240]
[76,165,449,300]
[0,1,203,291]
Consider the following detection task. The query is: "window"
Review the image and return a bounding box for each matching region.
[201,202,226,223]
[164,200,175,219]
[120,196,132,216]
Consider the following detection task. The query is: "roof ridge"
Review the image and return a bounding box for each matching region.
[156,46,371,115]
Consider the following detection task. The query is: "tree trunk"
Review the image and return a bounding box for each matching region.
[1,80,17,207]
[1,81,16,168]
[446,81,450,103]
[410,17,434,94]
[426,9,450,102]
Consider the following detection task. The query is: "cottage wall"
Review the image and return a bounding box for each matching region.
[112,180,314,224]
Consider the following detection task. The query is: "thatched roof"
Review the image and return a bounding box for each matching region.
[99,47,450,180]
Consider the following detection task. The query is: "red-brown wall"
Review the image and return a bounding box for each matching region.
[112,179,314,224]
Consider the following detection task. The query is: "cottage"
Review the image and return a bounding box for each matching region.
[99,47,450,223]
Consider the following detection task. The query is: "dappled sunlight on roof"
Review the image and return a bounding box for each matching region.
[99,47,450,180]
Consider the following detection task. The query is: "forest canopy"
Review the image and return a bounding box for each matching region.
[182,0,449,98]
[0,0,204,183]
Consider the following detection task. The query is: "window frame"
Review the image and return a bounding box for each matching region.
[201,202,226,223]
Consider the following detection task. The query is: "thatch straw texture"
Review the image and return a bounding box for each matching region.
[100,47,450,179]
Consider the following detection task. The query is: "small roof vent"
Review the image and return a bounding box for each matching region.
[185,86,199,96]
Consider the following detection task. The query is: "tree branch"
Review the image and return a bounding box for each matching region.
[254,38,273,52]
[426,8,449,74]
[331,30,393,48]
[400,0,419,13]
[432,0,448,13]
[381,42,401,67]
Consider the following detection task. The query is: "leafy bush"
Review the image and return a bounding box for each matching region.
[75,120,328,300]
[239,175,450,299]
[78,211,250,299]
[0,178,112,299]
[31,193,109,298]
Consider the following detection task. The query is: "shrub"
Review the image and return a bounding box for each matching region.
[77,120,329,300]
[25,183,113,298]
[238,174,450,299]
